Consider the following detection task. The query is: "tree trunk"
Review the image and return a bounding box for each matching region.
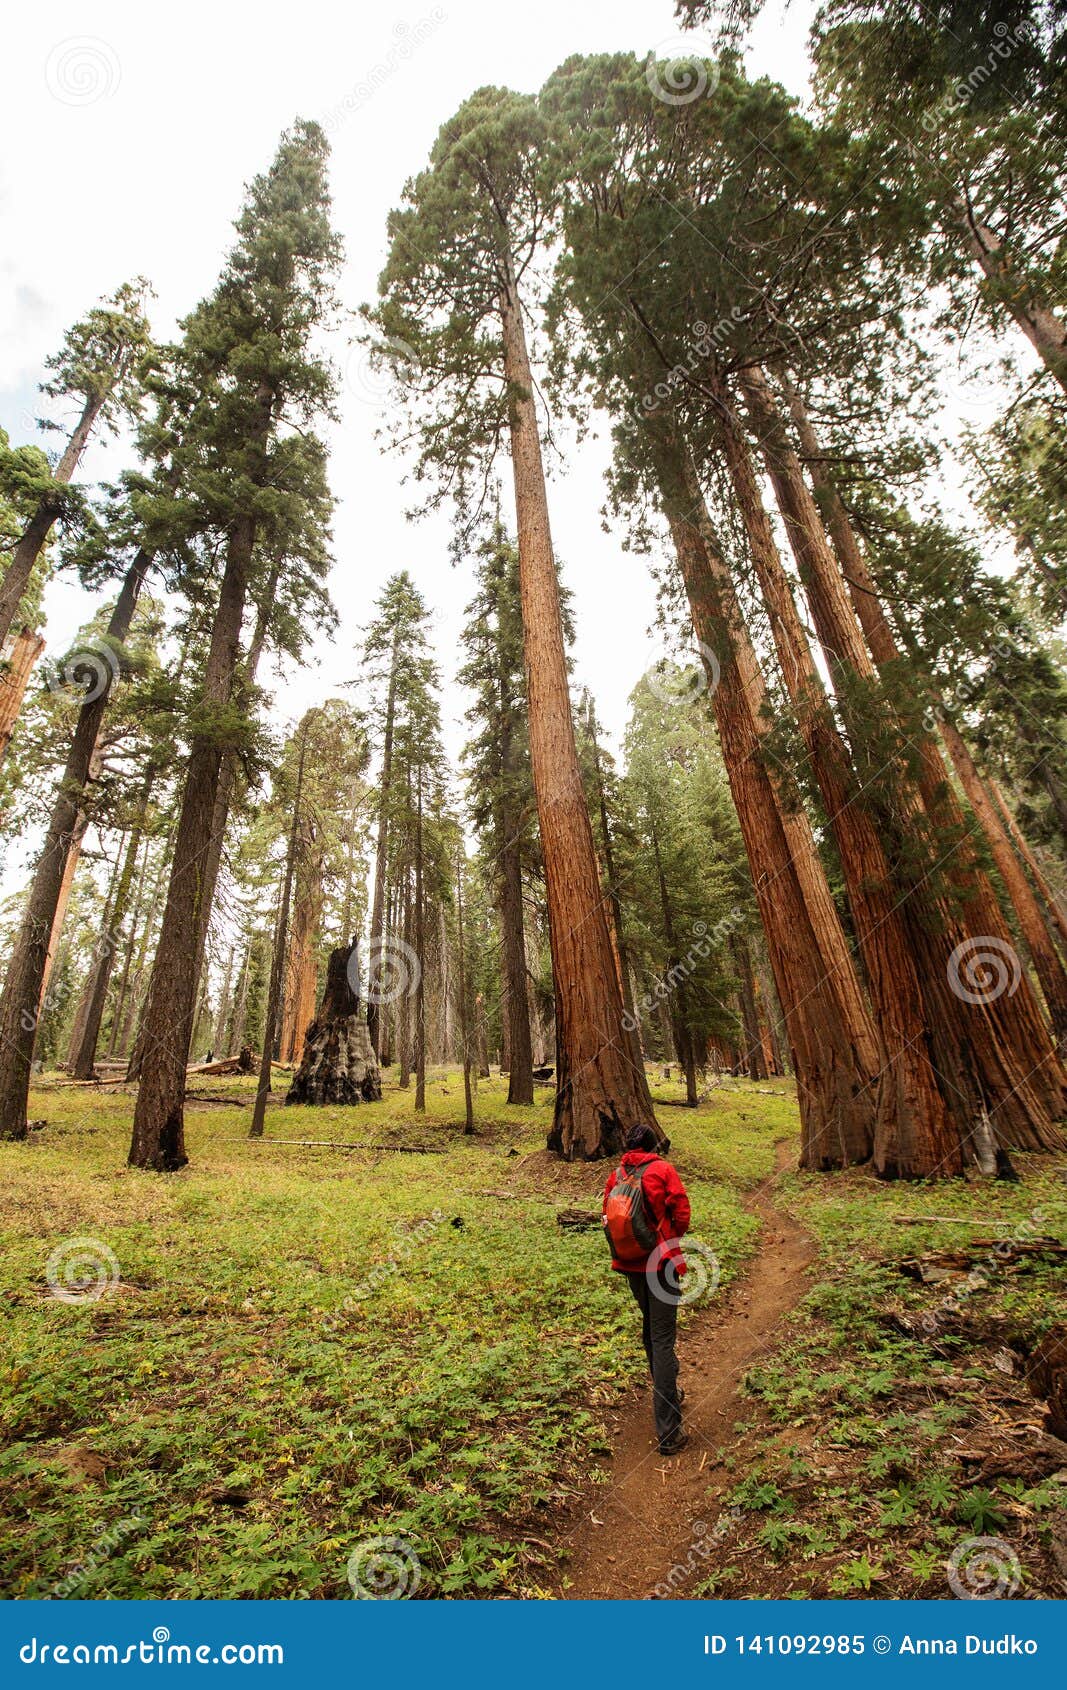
[499,825,533,1104]
[251,721,309,1138]
[940,718,1067,1042]
[0,627,46,769]
[756,954,787,1075]
[764,370,1066,1150]
[190,560,281,1017]
[991,784,1067,951]
[106,839,147,1057]
[367,660,397,1058]
[659,434,880,1167]
[397,872,412,1089]
[719,381,967,1176]
[586,698,645,1077]
[131,518,268,1164]
[285,940,382,1106]
[121,834,171,1070]
[66,826,127,1069]
[957,199,1067,396]
[414,768,426,1114]
[71,770,154,1078]
[732,936,769,1081]
[213,944,236,1058]
[0,547,150,1139]
[0,395,103,651]
[651,823,698,1106]
[229,939,255,1061]
[455,852,475,1133]
[280,845,322,1067]
[499,256,658,1158]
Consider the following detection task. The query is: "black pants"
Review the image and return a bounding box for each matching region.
[626,1269,682,1449]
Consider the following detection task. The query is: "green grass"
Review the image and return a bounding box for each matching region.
[698,1152,1067,1599]
[0,1067,788,1599]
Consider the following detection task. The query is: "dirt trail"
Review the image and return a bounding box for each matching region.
[557,1140,814,1599]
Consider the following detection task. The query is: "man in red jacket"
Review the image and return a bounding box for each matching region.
[603,1123,691,1456]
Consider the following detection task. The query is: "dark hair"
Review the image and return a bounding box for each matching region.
[626,1123,658,1152]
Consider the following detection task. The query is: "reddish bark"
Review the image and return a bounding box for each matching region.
[500,257,658,1158]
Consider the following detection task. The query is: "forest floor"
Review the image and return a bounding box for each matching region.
[1,1066,1065,1601]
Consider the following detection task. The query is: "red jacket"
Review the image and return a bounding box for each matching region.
[603,1150,691,1275]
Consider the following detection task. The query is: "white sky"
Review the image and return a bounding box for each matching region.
[1,0,823,892]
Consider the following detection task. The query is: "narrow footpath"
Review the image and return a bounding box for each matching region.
[558,1141,814,1598]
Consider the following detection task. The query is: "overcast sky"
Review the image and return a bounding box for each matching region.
[2,0,814,892]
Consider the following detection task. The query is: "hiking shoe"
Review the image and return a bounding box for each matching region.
[659,1432,690,1456]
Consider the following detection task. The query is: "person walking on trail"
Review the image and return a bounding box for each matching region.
[602,1124,691,1456]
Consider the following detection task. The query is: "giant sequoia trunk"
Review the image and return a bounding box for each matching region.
[286,940,382,1105]
[741,366,1065,1160]
[787,380,1067,1046]
[0,547,151,1140]
[280,872,321,1066]
[716,386,966,1177]
[660,446,879,1169]
[499,257,658,1159]
[940,719,1067,1045]
[991,783,1067,955]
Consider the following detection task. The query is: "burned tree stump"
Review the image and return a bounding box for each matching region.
[1026,1322,1067,1440]
[285,939,382,1107]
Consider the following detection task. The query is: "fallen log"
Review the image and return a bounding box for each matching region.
[556,1208,602,1231]
[898,1238,1066,1279]
[222,1137,440,1153]
[188,1046,255,1077]
[891,1214,1021,1227]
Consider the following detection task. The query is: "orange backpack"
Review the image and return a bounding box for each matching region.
[603,1161,659,1264]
